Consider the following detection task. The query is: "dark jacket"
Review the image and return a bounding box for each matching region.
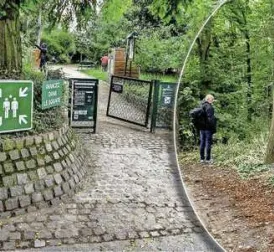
[200,101,217,133]
[35,44,47,60]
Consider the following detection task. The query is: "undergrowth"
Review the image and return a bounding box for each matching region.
[179,124,272,179]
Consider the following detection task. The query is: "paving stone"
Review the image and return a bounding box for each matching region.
[5,198,19,210]
[61,170,70,181]
[24,183,35,194]
[48,132,55,141]
[53,185,63,196]
[45,175,55,187]
[53,173,63,185]
[21,148,30,158]
[23,231,35,240]
[0,188,8,200]
[14,208,26,216]
[27,205,37,213]
[103,233,114,242]
[80,227,93,237]
[17,173,29,185]
[53,162,62,172]
[35,136,43,145]
[28,170,38,180]
[9,149,20,160]
[43,189,54,201]
[37,167,47,179]
[93,226,106,236]
[55,229,78,238]
[3,241,16,250]
[4,162,15,173]
[0,164,3,174]
[3,139,15,151]
[9,232,21,240]
[45,165,54,174]
[16,241,31,249]
[10,185,24,197]
[89,236,102,243]
[38,146,46,155]
[115,230,128,240]
[37,230,52,239]
[19,195,31,207]
[0,152,7,162]
[37,158,46,166]
[45,143,53,152]
[34,239,46,248]
[61,159,67,168]
[45,155,53,164]
[73,174,80,184]
[53,152,60,160]
[15,161,26,171]
[0,201,4,212]
[15,139,25,149]
[32,192,43,203]
[25,159,36,169]
[61,182,70,193]
[29,146,38,156]
[25,137,34,147]
[52,141,59,150]
[57,138,63,147]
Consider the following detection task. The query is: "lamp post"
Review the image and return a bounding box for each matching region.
[124,31,138,77]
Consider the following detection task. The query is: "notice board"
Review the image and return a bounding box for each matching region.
[69,78,98,132]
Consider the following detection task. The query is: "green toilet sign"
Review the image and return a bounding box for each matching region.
[0,81,33,133]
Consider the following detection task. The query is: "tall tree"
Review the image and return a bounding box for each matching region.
[0,0,96,78]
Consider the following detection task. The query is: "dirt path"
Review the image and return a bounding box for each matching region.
[180,160,274,251]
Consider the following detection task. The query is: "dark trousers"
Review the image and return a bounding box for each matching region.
[200,130,213,161]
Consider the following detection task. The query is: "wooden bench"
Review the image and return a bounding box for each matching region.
[78,61,95,70]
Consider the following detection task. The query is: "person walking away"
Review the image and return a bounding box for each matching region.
[35,42,48,72]
[100,55,109,72]
[199,94,217,164]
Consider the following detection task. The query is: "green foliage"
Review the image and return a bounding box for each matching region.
[214,124,271,178]
[42,29,76,63]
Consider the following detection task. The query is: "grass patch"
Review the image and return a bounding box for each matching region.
[140,73,178,83]
[82,67,108,81]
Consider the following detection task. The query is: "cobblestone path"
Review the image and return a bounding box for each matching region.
[0,66,223,251]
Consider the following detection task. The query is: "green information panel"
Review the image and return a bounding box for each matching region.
[0,81,33,133]
[70,78,98,133]
[160,83,176,108]
[42,79,63,109]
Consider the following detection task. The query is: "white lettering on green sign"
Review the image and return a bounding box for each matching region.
[42,80,63,110]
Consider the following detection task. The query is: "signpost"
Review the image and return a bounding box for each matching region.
[42,79,63,109]
[69,78,98,133]
[150,81,176,132]
[0,81,33,133]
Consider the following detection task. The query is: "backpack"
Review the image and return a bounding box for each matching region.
[189,105,206,130]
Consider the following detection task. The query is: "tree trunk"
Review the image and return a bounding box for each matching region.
[245,32,252,121]
[196,20,212,92]
[0,1,22,79]
[265,0,274,164]
[265,91,274,164]
[36,8,42,46]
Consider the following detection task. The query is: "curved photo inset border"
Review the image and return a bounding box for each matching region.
[173,0,232,251]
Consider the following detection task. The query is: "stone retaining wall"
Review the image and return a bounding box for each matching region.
[0,125,87,218]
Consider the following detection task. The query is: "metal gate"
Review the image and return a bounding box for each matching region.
[106,75,153,127]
